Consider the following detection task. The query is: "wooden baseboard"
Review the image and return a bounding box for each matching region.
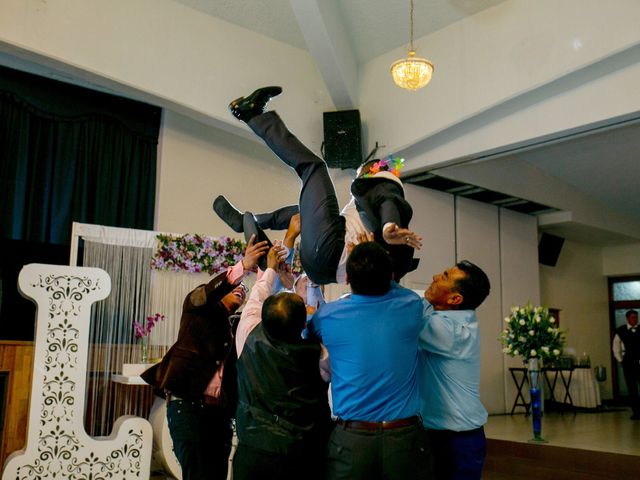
[485,439,640,480]
[0,341,34,467]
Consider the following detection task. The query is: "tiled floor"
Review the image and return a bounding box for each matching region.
[485,407,640,456]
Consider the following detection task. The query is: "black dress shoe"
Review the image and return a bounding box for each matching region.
[213,195,244,233]
[229,86,282,122]
[243,212,272,271]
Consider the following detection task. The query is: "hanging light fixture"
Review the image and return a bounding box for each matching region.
[390,0,434,91]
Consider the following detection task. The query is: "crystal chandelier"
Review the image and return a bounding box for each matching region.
[390,0,434,91]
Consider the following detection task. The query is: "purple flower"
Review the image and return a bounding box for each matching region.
[133,321,146,339]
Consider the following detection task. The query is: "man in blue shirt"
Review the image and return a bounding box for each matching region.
[419,260,491,480]
[309,242,429,480]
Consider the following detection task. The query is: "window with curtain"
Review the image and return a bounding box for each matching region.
[0,65,161,339]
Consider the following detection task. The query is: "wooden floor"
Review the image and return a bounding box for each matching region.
[151,408,640,479]
[484,407,640,479]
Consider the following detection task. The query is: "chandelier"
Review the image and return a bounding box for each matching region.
[390,0,434,91]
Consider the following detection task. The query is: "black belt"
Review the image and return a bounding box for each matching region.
[166,392,223,407]
[336,416,420,432]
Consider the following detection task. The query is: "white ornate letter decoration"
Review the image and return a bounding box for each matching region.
[2,264,152,479]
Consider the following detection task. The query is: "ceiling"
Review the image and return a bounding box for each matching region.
[175,0,506,64]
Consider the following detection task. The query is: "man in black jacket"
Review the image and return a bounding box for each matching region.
[233,245,332,480]
[215,86,421,286]
[141,237,268,480]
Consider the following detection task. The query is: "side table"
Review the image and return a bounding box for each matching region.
[508,367,530,415]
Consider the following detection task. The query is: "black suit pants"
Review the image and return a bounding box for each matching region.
[248,111,345,284]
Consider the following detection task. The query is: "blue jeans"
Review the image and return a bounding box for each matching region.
[425,427,486,480]
[166,399,233,480]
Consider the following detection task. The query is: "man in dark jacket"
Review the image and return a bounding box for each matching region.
[215,86,421,286]
[233,245,332,480]
[141,237,268,480]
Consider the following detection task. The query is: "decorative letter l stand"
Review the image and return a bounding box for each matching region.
[2,264,152,479]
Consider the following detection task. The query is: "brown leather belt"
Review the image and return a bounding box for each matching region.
[336,416,419,432]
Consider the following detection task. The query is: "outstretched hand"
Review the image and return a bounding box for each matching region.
[346,231,375,256]
[383,223,423,250]
[241,234,270,271]
[267,243,288,271]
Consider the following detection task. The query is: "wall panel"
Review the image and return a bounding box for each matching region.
[455,197,504,414]
[499,208,541,412]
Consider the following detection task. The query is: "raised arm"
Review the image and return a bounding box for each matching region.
[236,244,286,355]
[185,234,269,312]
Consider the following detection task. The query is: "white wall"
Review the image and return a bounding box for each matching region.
[602,243,640,276]
[539,240,612,398]
[156,109,354,236]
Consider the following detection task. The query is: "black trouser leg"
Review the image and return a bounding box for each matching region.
[254,205,299,230]
[623,362,640,415]
[167,399,232,480]
[248,112,345,284]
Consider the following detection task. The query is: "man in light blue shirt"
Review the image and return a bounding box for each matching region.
[309,242,429,480]
[419,260,491,480]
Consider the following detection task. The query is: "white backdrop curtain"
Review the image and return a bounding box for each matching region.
[77,223,218,436]
[82,240,155,435]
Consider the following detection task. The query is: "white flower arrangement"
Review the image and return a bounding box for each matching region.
[499,303,565,363]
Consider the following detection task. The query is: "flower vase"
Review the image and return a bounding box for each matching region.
[527,357,547,443]
[140,338,149,364]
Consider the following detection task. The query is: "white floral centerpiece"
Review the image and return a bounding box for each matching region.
[499,303,565,363]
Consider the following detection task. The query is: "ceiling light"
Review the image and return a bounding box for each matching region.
[390,0,434,91]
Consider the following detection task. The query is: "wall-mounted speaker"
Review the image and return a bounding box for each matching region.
[323,110,362,169]
[538,233,564,266]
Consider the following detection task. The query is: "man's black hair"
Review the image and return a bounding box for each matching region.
[346,242,392,296]
[454,260,490,310]
[626,309,638,319]
[261,292,307,342]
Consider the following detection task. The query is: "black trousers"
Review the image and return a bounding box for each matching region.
[166,399,233,480]
[326,422,432,480]
[233,443,325,480]
[248,111,345,285]
[622,360,640,415]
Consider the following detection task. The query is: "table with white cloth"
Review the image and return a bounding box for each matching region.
[546,366,601,409]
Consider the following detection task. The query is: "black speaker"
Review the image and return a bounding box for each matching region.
[323,110,362,169]
[538,233,564,266]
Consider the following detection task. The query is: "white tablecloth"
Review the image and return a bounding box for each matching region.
[551,367,601,408]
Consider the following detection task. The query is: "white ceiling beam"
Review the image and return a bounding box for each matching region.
[289,0,358,109]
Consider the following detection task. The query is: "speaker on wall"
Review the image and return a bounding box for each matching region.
[538,233,564,266]
[323,110,362,169]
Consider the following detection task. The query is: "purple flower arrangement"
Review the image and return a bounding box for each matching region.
[151,233,246,275]
[151,232,306,277]
[134,313,165,339]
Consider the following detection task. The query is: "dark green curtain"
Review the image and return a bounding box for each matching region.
[0,65,161,244]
